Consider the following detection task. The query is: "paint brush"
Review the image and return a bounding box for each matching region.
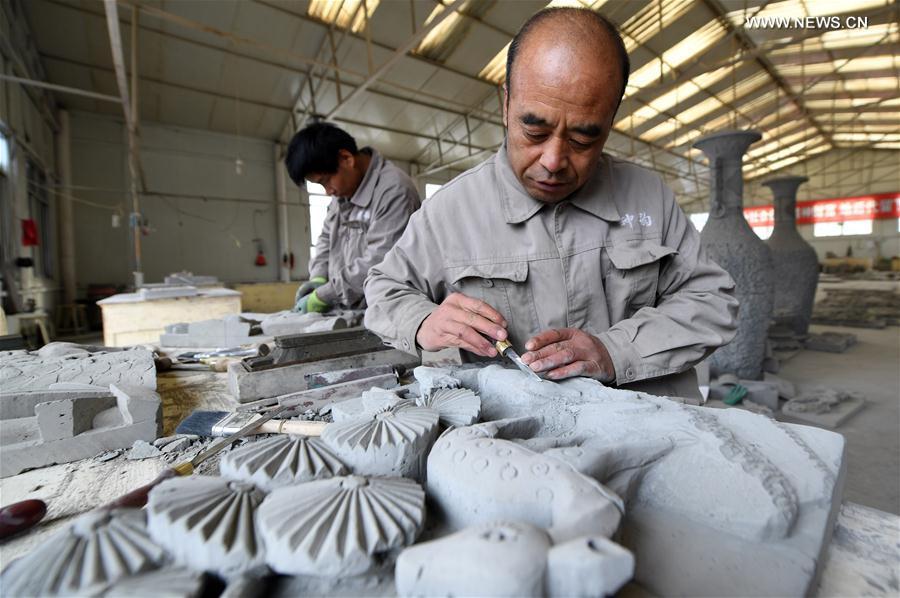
[5,403,304,537]
[104,403,301,510]
[176,410,328,438]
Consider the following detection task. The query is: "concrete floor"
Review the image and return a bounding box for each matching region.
[779,324,900,515]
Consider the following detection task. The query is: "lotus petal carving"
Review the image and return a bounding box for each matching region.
[257,475,425,577]
[0,508,165,596]
[220,434,347,491]
[418,387,481,427]
[321,404,440,479]
[147,477,265,578]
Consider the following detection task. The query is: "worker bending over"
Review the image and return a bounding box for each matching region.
[285,122,421,313]
[364,7,738,399]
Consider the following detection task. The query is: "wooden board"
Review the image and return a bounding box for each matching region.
[232,282,300,313]
[99,293,242,346]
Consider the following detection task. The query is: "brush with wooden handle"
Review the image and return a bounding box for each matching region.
[175,410,328,438]
[107,403,318,510]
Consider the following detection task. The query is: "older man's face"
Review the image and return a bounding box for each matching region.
[504,29,623,203]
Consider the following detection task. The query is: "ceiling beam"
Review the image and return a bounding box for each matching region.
[703,0,834,148]
[252,0,490,89]
[43,0,501,126]
[325,0,466,118]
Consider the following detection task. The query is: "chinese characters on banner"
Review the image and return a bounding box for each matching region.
[744,192,899,227]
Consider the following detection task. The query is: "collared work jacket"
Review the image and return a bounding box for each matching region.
[310,149,421,309]
[364,146,738,399]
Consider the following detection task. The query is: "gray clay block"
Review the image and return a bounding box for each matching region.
[471,365,845,597]
[546,535,635,598]
[227,349,419,403]
[257,475,425,577]
[0,345,157,392]
[1,384,162,477]
[396,521,551,597]
[740,380,781,410]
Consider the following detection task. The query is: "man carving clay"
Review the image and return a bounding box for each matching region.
[364,8,738,399]
[285,122,421,313]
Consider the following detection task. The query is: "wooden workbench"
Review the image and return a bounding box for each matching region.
[97,288,242,347]
[1,369,897,595]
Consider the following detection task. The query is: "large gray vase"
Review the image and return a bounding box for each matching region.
[693,130,774,380]
[764,176,818,336]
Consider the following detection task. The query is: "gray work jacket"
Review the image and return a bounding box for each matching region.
[364,145,738,399]
[310,149,421,309]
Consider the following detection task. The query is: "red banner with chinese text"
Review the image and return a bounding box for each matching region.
[743,192,899,227]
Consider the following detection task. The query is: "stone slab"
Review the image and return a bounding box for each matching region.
[458,365,846,597]
[258,310,363,337]
[804,332,858,353]
[160,315,256,348]
[782,390,867,429]
[0,384,163,477]
[0,345,156,392]
[227,349,419,403]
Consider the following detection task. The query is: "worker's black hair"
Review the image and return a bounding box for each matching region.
[284,122,359,186]
[505,7,630,106]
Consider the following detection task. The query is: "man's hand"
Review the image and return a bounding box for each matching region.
[295,290,330,314]
[521,328,615,382]
[416,293,508,357]
[294,277,326,307]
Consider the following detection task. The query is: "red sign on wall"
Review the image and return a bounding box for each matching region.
[743,192,900,227]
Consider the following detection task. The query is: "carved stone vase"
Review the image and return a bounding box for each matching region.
[693,130,774,380]
[764,176,819,337]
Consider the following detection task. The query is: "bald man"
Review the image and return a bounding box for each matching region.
[364,7,738,399]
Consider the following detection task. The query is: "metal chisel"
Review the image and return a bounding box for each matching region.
[495,339,543,382]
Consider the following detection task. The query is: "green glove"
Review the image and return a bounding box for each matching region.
[295,289,330,314]
[294,276,326,306]
[723,384,748,406]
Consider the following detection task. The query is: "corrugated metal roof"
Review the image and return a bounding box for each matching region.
[21,0,899,206]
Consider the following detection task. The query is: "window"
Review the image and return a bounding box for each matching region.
[306,181,331,261]
[425,183,442,199]
[753,226,773,240]
[814,220,873,237]
[0,132,8,174]
[689,212,709,232]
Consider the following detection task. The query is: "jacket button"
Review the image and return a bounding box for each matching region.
[402,339,410,349]
[482,279,494,287]
[626,367,635,379]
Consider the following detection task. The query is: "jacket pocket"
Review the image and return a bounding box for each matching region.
[605,242,678,315]
[447,262,538,347]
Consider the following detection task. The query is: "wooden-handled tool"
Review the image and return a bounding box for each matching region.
[175,410,328,438]
[495,339,543,382]
[104,403,304,510]
[1,406,327,537]
[0,499,47,540]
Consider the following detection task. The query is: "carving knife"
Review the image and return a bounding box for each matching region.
[495,339,543,382]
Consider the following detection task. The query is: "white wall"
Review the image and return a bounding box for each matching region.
[0,0,60,314]
[68,111,311,288]
[802,218,900,261]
